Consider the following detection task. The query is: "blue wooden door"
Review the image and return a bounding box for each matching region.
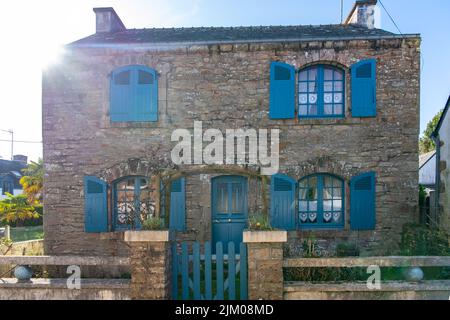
[212,176,247,253]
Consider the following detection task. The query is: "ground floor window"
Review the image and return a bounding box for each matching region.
[114,176,155,230]
[298,174,344,228]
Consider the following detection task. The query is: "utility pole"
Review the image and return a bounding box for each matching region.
[341,0,344,23]
[0,129,13,160]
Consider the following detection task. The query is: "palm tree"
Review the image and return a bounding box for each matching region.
[19,158,43,205]
[0,193,39,225]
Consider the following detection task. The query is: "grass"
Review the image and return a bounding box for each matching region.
[10,226,44,242]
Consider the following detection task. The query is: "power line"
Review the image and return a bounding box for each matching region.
[378,0,403,37]
[0,139,42,144]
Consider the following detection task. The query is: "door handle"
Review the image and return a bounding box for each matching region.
[228,219,231,223]
[214,220,220,223]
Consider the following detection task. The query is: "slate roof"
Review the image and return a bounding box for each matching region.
[69,24,406,46]
[0,159,26,174]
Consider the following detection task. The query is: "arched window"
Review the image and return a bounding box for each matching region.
[298,174,344,228]
[298,65,345,118]
[110,65,158,122]
[113,176,155,230]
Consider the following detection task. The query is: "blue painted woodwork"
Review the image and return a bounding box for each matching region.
[298,65,345,118]
[351,59,377,117]
[204,242,212,300]
[239,243,248,300]
[172,241,247,300]
[269,61,296,119]
[216,242,224,299]
[84,176,108,233]
[298,174,345,229]
[270,174,296,230]
[110,65,158,122]
[350,172,376,230]
[169,178,186,231]
[212,176,248,253]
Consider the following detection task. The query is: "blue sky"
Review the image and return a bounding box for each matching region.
[0,0,449,161]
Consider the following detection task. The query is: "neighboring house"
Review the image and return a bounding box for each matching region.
[42,0,421,258]
[0,155,28,200]
[431,95,450,233]
[419,150,436,225]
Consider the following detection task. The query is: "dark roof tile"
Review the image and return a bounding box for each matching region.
[69,24,401,46]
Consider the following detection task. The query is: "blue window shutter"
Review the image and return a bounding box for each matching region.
[270,174,296,230]
[84,176,108,233]
[169,178,186,231]
[110,67,134,122]
[135,68,158,121]
[269,62,295,119]
[110,65,158,122]
[351,59,377,117]
[350,172,376,230]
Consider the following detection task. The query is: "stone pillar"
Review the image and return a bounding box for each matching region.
[243,231,287,300]
[124,230,172,300]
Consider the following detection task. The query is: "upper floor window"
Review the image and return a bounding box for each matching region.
[110,65,158,122]
[2,180,14,195]
[298,65,345,118]
[298,174,344,228]
[269,59,376,120]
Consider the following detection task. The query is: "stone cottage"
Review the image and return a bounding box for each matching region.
[42,0,421,259]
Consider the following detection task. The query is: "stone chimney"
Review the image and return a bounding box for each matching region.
[93,7,126,33]
[344,0,378,29]
[13,155,27,165]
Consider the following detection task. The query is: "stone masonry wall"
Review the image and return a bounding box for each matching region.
[42,37,421,257]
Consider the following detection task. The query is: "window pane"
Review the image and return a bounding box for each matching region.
[324,104,333,115]
[299,212,308,223]
[308,68,317,81]
[324,68,333,81]
[334,93,342,103]
[334,81,343,91]
[324,81,333,92]
[299,82,308,92]
[308,82,317,92]
[299,71,308,81]
[309,104,318,115]
[334,70,343,80]
[333,211,342,223]
[323,211,333,222]
[308,94,317,104]
[324,200,333,211]
[231,182,244,213]
[299,201,308,211]
[323,188,333,200]
[334,104,343,115]
[216,183,228,212]
[324,93,333,104]
[308,211,317,222]
[333,200,342,211]
[138,70,154,84]
[299,94,308,104]
[333,178,342,189]
[114,71,130,85]
[299,105,308,116]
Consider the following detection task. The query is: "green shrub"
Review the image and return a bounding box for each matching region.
[141,217,165,230]
[400,223,450,256]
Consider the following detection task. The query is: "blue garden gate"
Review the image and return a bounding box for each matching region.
[172,241,248,300]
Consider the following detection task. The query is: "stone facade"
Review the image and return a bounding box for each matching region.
[43,30,421,257]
